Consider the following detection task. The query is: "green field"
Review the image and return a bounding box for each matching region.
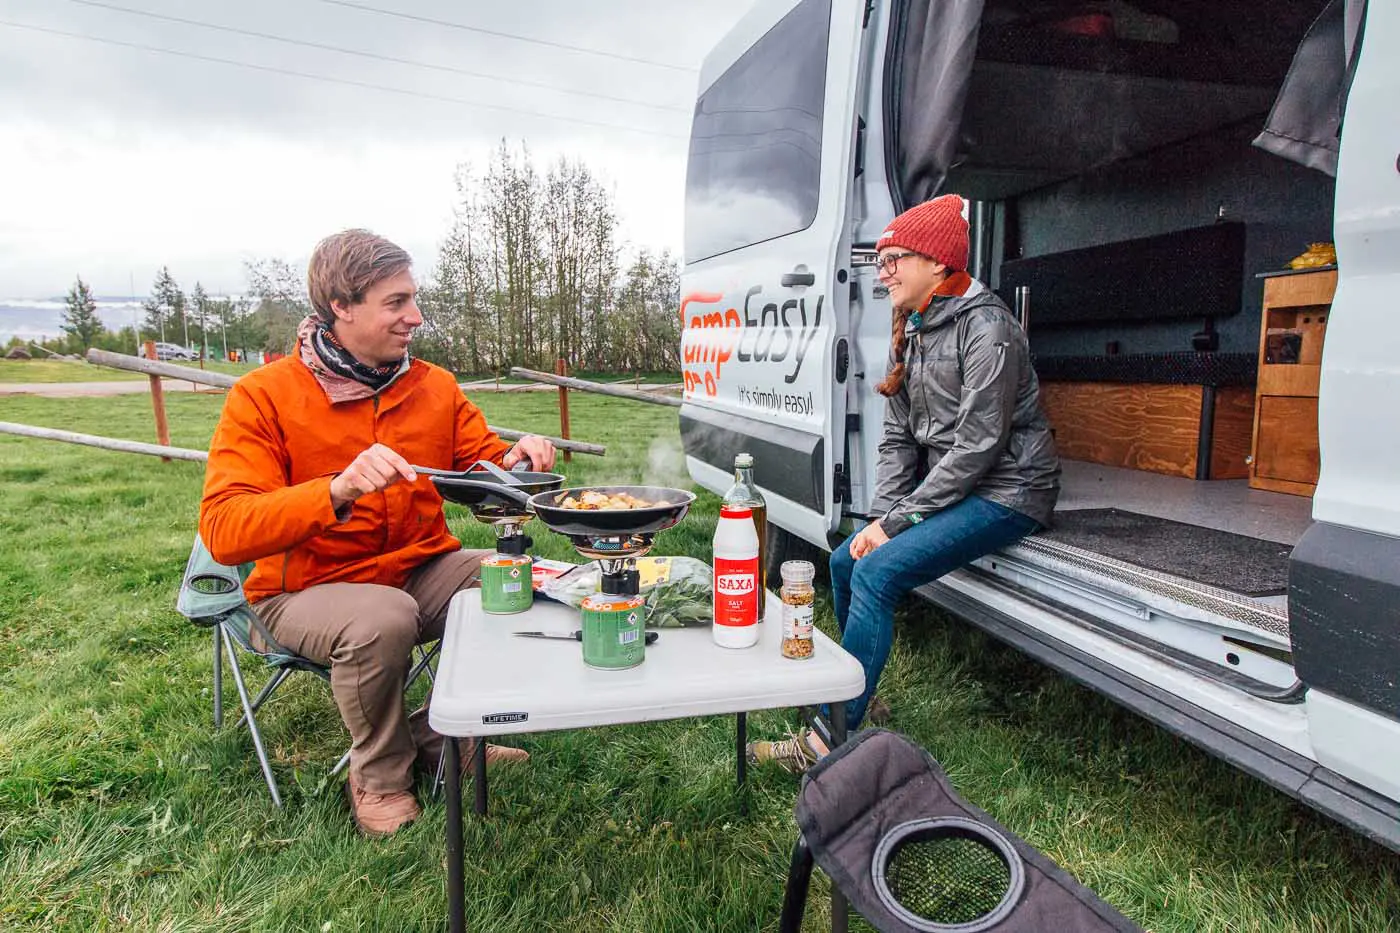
[0,359,260,383]
[0,390,1395,931]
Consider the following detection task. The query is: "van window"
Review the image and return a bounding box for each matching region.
[684,0,830,264]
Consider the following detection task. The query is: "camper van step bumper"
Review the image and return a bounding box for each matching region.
[964,566,1304,703]
[1006,536,1290,641]
[916,579,1400,855]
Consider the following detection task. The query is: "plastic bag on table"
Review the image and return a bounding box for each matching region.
[540,556,713,627]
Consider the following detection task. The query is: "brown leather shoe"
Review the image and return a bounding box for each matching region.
[417,736,530,776]
[344,777,421,837]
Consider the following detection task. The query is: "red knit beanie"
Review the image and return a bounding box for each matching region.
[875,195,969,271]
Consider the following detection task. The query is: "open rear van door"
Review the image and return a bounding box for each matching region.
[679,0,867,547]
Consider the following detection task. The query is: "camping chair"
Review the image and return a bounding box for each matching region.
[779,729,1143,933]
[176,535,439,807]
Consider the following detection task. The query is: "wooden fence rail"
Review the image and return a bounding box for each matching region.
[509,367,683,408]
[87,348,235,388]
[82,348,607,457]
[0,421,208,463]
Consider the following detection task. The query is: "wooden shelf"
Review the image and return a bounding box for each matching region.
[1249,270,1334,496]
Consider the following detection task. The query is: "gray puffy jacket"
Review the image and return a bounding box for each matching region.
[871,278,1060,536]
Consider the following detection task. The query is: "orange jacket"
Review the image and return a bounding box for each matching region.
[199,356,511,603]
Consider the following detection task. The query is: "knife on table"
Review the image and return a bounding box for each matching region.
[513,630,659,645]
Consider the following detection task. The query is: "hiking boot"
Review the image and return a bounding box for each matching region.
[417,736,530,777]
[867,695,892,725]
[746,727,830,774]
[344,777,420,837]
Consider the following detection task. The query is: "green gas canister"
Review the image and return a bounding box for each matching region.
[481,553,533,614]
[580,589,647,670]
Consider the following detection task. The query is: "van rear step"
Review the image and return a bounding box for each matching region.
[965,566,1304,703]
[992,536,1290,642]
[915,577,1400,856]
[969,536,1297,693]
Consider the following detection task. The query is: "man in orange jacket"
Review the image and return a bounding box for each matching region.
[200,229,556,836]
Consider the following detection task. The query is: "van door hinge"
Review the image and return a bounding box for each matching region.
[833,464,851,503]
[862,0,875,28]
[854,116,866,179]
[845,413,861,434]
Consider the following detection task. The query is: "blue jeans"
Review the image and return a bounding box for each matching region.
[830,495,1039,729]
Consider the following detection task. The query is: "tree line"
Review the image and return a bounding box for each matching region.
[22,142,682,376]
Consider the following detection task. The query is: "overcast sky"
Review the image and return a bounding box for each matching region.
[0,0,754,298]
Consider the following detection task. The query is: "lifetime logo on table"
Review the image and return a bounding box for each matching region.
[482,712,529,725]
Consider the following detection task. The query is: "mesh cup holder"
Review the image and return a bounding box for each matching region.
[189,574,239,595]
[871,817,1025,932]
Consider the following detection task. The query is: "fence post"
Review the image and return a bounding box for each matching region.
[556,358,572,463]
[144,340,172,462]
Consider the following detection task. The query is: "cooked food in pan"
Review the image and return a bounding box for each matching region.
[557,490,656,510]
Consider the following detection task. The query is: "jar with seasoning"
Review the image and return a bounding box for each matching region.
[780,560,816,660]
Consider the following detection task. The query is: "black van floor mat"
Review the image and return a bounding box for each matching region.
[1038,508,1293,597]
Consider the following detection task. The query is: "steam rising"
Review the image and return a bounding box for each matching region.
[644,437,690,490]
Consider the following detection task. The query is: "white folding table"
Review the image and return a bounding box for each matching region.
[429,587,866,933]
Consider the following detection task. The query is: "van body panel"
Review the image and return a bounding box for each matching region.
[1313,0,1400,535]
[680,0,868,538]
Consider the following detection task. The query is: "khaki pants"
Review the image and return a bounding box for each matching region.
[254,549,487,793]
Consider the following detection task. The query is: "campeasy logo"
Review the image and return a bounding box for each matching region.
[680,285,823,398]
[716,573,755,595]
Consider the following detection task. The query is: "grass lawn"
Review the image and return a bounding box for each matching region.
[0,390,1396,931]
[0,359,261,383]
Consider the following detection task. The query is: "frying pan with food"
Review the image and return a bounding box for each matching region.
[526,485,696,537]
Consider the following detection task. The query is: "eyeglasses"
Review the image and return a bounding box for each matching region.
[876,251,919,274]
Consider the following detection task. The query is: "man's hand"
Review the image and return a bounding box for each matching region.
[329,443,417,509]
[504,435,557,472]
[849,522,891,560]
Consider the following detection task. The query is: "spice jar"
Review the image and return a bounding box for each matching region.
[780,560,816,660]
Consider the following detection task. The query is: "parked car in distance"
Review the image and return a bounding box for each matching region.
[153,342,194,361]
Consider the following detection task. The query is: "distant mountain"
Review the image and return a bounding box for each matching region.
[0,298,145,342]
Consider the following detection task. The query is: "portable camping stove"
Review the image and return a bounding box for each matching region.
[429,464,566,615]
[526,486,697,670]
[476,508,537,614]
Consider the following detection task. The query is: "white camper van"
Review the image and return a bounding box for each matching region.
[680,0,1399,852]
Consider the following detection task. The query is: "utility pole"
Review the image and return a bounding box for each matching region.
[220,298,229,363]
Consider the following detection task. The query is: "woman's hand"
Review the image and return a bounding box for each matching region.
[849,522,891,560]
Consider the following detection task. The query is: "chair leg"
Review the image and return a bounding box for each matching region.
[331,749,351,778]
[212,625,224,730]
[432,742,448,798]
[407,642,439,689]
[778,835,815,933]
[233,666,293,731]
[222,634,283,808]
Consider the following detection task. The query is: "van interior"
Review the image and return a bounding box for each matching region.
[885,0,1340,687]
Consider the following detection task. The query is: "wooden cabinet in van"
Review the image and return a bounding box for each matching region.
[1248,268,1334,496]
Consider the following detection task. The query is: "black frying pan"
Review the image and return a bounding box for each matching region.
[526,485,696,537]
[429,467,566,515]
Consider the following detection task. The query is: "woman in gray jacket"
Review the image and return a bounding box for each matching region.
[751,195,1060,772]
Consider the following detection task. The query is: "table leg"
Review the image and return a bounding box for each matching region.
[830,702,848,933]
[736,711,748,816]
[473,735,488,817]
[445,737,465,933]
